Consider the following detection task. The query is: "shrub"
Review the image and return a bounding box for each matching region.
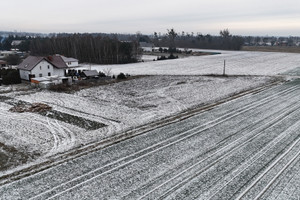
[117,73,126,79]
[157,56,167,60]
[2,69,21,85]
[98,71,106,77]
[168,54,178,59]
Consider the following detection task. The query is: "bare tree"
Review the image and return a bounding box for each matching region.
[166,28,178,52]
[220,29,232,38]
[103,68,112,77]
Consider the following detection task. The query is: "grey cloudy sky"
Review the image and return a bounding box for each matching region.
[1,0,300,36]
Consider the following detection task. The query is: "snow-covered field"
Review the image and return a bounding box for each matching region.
[82,50,300,76]
[0,50,299,173]
[0,76,274,162]
[1,79,300,199]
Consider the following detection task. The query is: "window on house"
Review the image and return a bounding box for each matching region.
[39,74,43,77]
[40,66,42,70]
[48,72,51,76]
[48,65,50,69]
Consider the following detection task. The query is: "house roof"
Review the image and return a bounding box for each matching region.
[18,55,68,71]
[0,60,7,64]
[83,70,99,77]
[60,55,78,63]
[17,56,45,71]
[47,55,68,69]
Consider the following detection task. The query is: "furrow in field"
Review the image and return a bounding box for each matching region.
[28,84,300,198]
[139,102,300,200]
[122,97,300,199]
[168,118,298,200]
[235,122,300,200]
[26,84,300,199]
[271,159,300,200]
[201,119,300,200]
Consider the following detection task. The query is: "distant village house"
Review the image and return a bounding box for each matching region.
[0,51,14,59]
[0,50,25,60]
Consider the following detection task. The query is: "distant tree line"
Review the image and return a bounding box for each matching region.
[0,30,244,54]
[152,29,244,50]
[29,34,141,64]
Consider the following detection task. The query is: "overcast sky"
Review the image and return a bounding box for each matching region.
[1,0,300,36]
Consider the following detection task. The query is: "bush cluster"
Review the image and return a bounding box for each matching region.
[0,69,21,85]
[157,54,179,60]
[117,73,126,79]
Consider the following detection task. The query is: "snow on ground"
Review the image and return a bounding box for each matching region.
[1,75,274,163]
[1,50,300,172]
[2,80,300,199]
[80,50,300,76]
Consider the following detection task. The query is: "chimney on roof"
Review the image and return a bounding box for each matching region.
[47,56,53,61]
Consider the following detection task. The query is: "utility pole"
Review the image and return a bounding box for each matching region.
[223,60,226,76]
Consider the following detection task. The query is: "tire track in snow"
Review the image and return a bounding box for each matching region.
[200,119,300,200]
[0,105,76,157]
[28,82,300,199]
[45,119,77,156]
[235,121,300,200]
[138,102,300,200]
[122,94,300,199]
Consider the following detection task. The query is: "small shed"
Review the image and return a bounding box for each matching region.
[82,70,99,79]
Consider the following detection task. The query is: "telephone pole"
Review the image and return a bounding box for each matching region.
[223,60,226,76]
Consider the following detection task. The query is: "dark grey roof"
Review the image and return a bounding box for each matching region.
[17,56,45,71]
[47,55,68,69]
[18,55,68,71]
[83,70,99,77]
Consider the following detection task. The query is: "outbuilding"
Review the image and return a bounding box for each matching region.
[82,70,99,79]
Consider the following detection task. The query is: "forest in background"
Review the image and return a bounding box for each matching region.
[29,34,141,64]
[1,29,247,64]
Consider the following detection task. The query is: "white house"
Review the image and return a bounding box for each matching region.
[18,55,68,81]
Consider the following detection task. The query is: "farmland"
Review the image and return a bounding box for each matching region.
[1,50,300,199]
[0,75,275,172]
[1,78,300,199]
[83,50,300,76]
